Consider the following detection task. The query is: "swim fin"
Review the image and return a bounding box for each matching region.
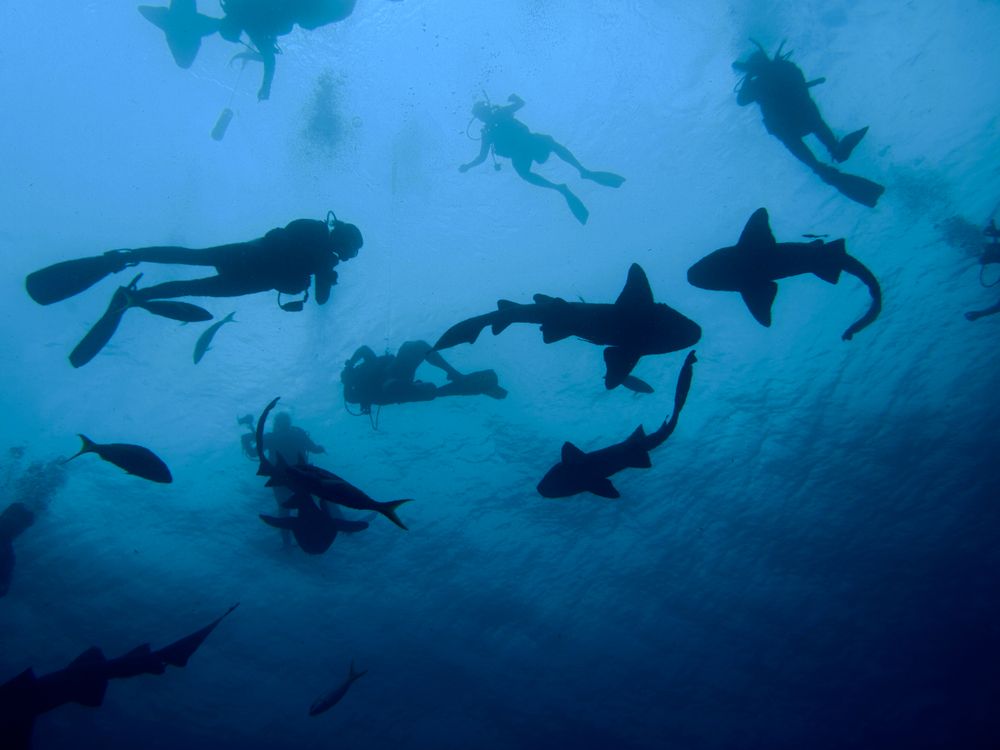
[817,166,885,208]
[833,127,868,163]
[562,188,590,225]
[25,251,134,306]
[582,170,626,188]
[68,285,133,368]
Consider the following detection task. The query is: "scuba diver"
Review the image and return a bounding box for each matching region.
[341,341,508,422]
[733,41,885,208]
[139,1,397,101]
[965,219,1000,321]
[25,214,363,368]
[459,94,625,225]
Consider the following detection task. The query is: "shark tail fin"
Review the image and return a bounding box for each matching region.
[63,434,97,464]
[435,314,494,350]
[377,499,413,531]
[813,239,847,284]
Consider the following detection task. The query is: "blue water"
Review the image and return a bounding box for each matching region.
[2,2,999,748]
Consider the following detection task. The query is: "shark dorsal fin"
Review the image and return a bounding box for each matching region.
[737,208,776,252]
[614,264,654,309]
[561,442,587,464]
[533,293,565,305]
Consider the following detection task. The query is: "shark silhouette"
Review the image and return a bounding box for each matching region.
[138,1,220,69]
[0,604,238,750]
[434,263,701,390]
[687,208,882,340]
[537,350,696,499]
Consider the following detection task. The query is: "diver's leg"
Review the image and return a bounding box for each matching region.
[127,243,246,267]
[133,274,266,302]
[546,136,625,188]
[777,135,825,171]
[513,159,589,224]
[965,299,1000,321]
[390,341,433,382]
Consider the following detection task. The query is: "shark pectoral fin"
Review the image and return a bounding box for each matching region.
[740,282,778,327]
[589,478,621,499]
[560,442,587,464]
[138,6,169,31]
[737,208,777,251]
[603,347,641,390]
[614,264,655,309]
[622,376,654,394]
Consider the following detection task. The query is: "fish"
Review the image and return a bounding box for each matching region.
[193,311,236,364]
[64,435,172,484]
[254,398,412,530]
[0,503,35,598]
[260,494,369,555]
[537,350,696,499]
[309,660,367,717]
[686,208,882,340]
[434,263,701,390]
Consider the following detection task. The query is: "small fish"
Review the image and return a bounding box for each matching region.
[64,435,172,484]
[193,312,236,364]
[309,660,366,717]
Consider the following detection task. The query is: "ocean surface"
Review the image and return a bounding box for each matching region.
[1,2,999,748]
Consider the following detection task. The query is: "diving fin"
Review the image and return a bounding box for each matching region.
[817,166,885,208]
[68,284,134,368]
[833,127,868,163]
[25,251,133,306]
[561,188,590,225]
[581,170,626,188]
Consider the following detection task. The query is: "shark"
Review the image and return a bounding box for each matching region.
[434,263,701,390]
[686,208,882,340]
[138,1,221,69]
[537,350,696,499]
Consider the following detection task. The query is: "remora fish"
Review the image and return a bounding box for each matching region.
[255,398,413,530]
[64,435,172,484]
[193,311,236,364]
[537,350,697,499]
[434,263,701,390]
[309,660,367,717]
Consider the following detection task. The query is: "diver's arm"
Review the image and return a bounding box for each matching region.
[736,77,758,106]
[504,94,525,113]
[459,139,491,172]
[347,345,378,368]
[314,268,336,305]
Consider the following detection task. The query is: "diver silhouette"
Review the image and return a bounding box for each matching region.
[965,219,1000,321]
[341,341,508,419]
[733,41,885,208]
[459,94,625,224]
[25,215,363,368]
